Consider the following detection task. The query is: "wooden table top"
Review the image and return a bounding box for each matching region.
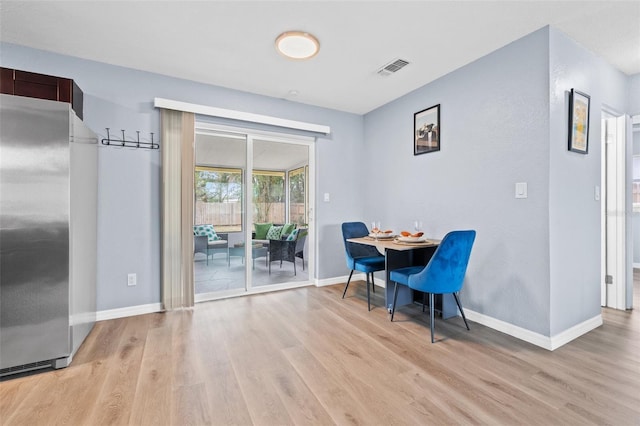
[347,236,439,251]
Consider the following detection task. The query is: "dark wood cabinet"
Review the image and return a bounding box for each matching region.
[0,68,14,94]
[0,67,84,119]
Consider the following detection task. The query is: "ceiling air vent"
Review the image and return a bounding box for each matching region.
[377,58,410,76]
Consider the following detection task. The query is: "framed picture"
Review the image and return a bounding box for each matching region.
[568,89,590,154]
[414,104,440,155]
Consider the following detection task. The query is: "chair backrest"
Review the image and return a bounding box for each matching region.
[194,224,221,243]
[408,230,476,294]
[341,222,381,268]
[269,238,297,262]
[194,235,208,254]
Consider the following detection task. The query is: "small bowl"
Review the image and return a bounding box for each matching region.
[369,232,394,239]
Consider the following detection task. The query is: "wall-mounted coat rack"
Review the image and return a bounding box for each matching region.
[101,128,159,149]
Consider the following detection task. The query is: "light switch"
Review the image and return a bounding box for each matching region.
[515,182,527,199]
[324,193,330,202]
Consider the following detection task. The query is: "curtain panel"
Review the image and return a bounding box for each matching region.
[160,109,195,310]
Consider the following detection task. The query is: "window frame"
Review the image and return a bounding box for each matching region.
[288,166,308,225]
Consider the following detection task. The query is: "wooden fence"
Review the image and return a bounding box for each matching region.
[195,201,306,228]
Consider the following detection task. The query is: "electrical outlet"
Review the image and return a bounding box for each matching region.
[127,273,137,286]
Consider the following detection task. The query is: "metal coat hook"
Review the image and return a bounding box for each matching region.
[101,128,159,150]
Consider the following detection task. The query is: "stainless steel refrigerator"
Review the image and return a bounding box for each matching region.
[0,94,97,375]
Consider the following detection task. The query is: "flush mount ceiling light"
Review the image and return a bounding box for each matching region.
[275,31,320,60]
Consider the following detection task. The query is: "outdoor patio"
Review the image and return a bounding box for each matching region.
[194,251,309,294]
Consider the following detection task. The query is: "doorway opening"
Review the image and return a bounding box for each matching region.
[630,116,640,310]
[601,110,632,310]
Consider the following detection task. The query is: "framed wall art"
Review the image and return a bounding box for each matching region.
[414,104,440,155]
[568,89,590,154]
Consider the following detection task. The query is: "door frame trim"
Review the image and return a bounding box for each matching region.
[155,97,330,134]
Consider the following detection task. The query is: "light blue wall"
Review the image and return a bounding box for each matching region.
[1,42,364,311]
[364,28,553,334]
[2,25,636,338]
[548,27,629,335]
[363,26,633,337]
[629,74,640,115]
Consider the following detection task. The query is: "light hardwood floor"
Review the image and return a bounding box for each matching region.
[1,280,639,425]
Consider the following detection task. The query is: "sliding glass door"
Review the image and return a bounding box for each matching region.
[193,124,314,301]
[193,131,247,298]
[252,139,310,287]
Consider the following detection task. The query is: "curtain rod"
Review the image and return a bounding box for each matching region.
[154,98,331,135]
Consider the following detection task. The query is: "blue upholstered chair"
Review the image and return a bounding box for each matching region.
[390,230,476,342]
[341,222,386,311]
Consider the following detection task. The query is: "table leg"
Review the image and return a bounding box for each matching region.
[384,246,436,312]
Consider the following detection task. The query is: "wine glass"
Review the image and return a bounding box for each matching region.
[371,221,381,238]
[414,220,423,233]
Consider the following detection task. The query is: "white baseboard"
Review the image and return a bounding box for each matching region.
[316,273,386,288]
[548,314,603,350]
[315,275,353,287]
[96,303,163,321]
[464,309,602,351]
[633,262,640,269]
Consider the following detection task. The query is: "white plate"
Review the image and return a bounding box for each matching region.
[369,233,395,239]
[396,235,427,243]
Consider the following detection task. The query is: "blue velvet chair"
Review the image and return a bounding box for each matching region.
[341,222,386,311]
[390,230,476,342]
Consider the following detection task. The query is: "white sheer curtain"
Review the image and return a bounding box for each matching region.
[160,109,195,310]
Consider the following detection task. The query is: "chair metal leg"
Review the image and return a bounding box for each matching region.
[429,293,435,343]
[391,281,399,321]
[371,273,375,293]
[422,292,426,312]
[366,272,371,311]
[453,292,470,331]
[342,270,354,298]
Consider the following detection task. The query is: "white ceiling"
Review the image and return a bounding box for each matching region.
[1,1,638,115]
[196,133,309,170]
